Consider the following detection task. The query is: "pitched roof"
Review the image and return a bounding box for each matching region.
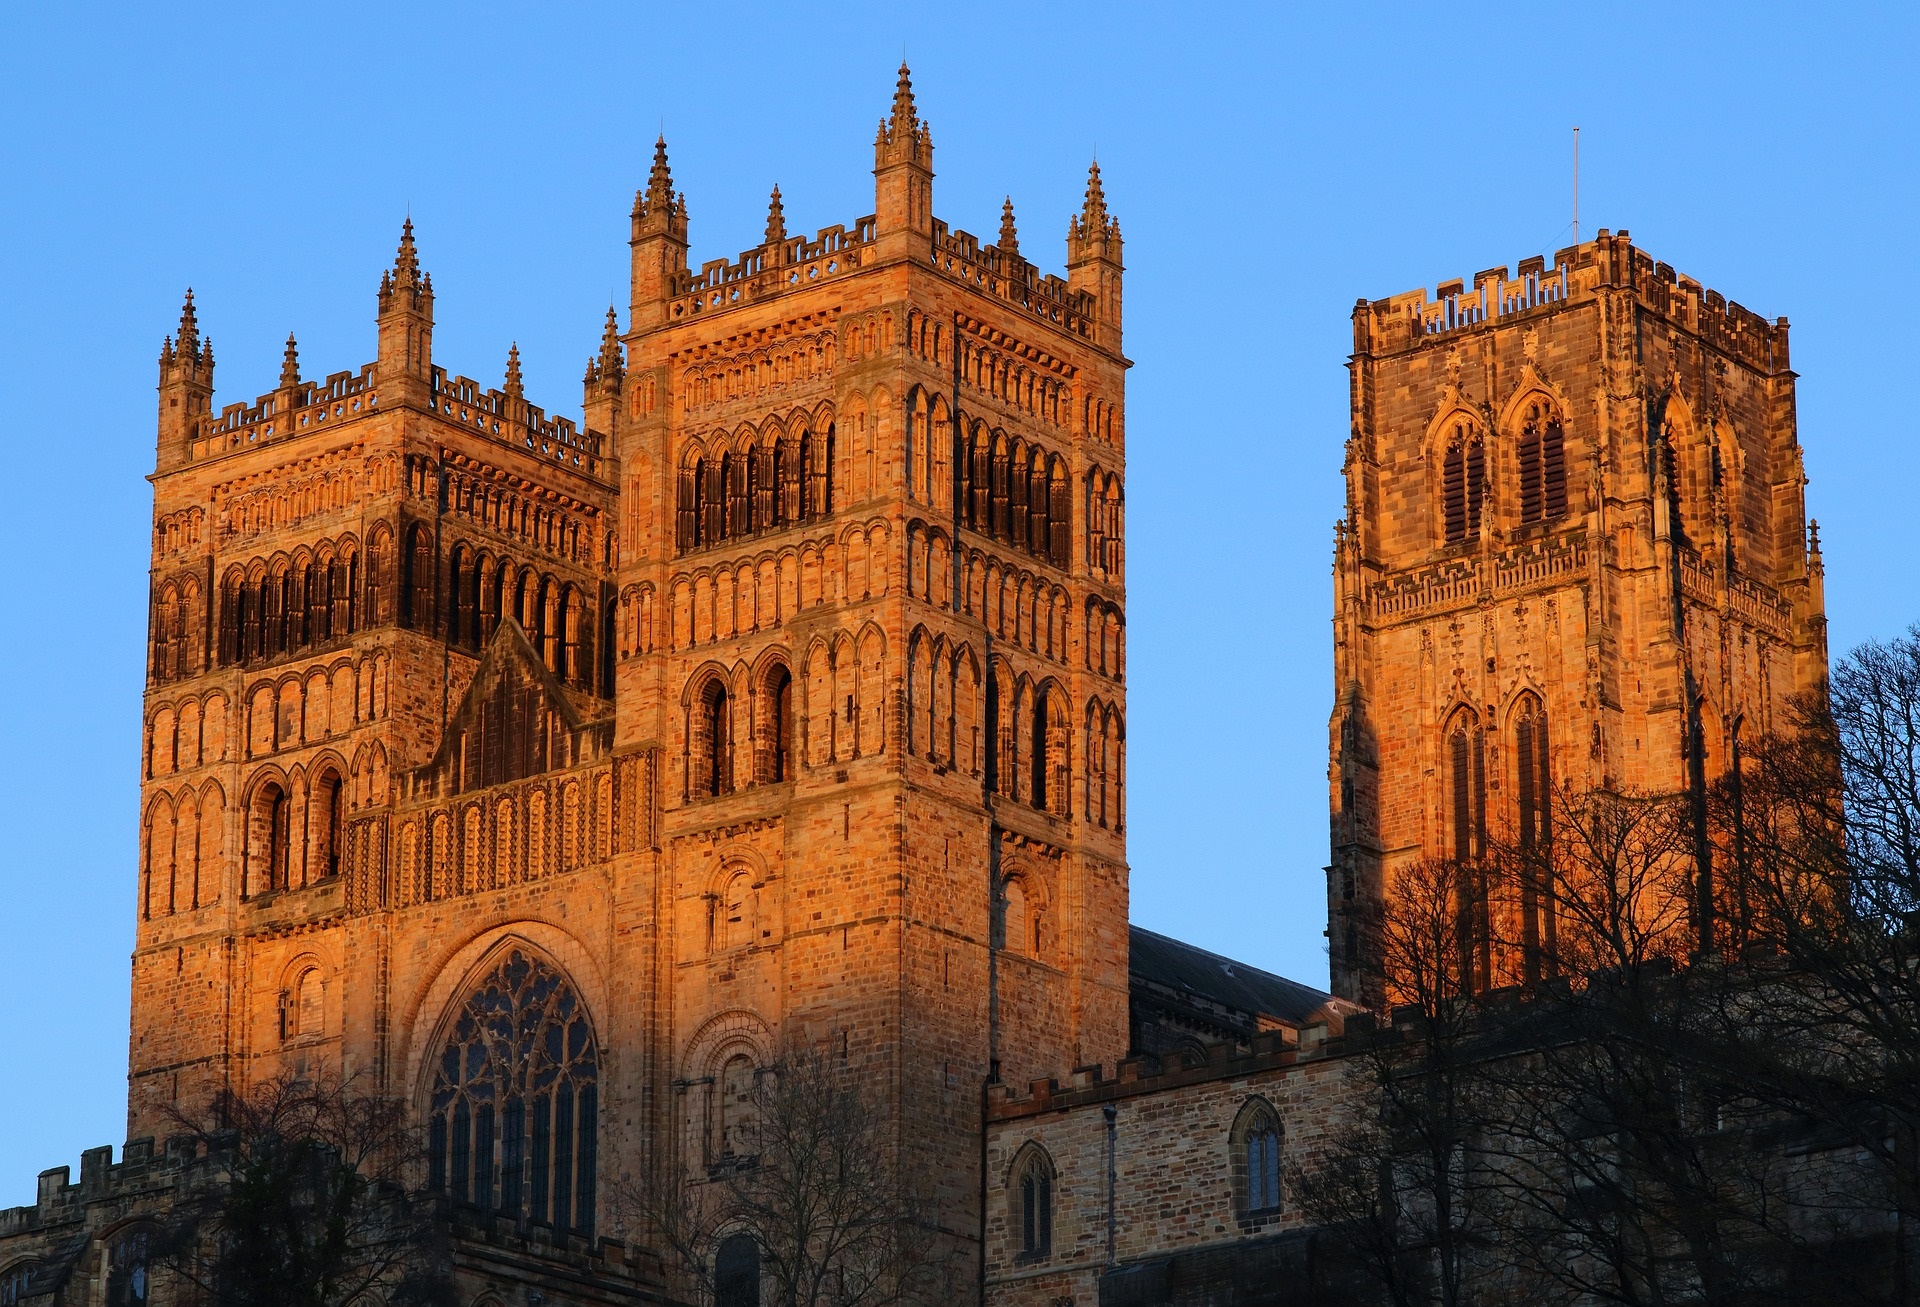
[1129,925,1335,1029]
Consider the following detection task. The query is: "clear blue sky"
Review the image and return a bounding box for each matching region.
[2,1,1915,1202]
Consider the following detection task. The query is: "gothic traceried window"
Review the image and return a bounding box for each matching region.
[1013,1146,1054,1259]
[1,1261,41,1307]
[427,949,599,1234]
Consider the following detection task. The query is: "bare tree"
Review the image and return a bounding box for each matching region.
[625,1044,957,1307]
[1293,857,1497,1307]
[153,1072,454,1307]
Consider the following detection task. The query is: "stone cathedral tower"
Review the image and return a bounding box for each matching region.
[1328,231,1827,1003]
[130,65,1130,1265]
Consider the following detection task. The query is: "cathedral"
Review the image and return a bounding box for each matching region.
[0,66,1829,1307]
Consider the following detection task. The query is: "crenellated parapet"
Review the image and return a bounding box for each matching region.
[1356,229,1790,377]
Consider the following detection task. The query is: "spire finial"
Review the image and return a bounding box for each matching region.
[393,217,421,287]
[998,197,1020,258]
[596,306,625,385]
[280,332,300,389]
[1081,160,1108,229]
[1808,518,1823,562]
[639,135,675,217]
[176,289,200,358]
[765,184,786,247]
[504,342,523,399]
[890,62,917,135]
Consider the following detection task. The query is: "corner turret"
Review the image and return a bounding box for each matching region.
[629,137,689,332]
[155,289,214,473]
[1067,162,1123,350]
[375,219,434,407]
[872,64,933,260]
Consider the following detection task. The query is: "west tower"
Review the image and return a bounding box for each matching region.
[129,66,1131,1270]
[1329,231,1826,1003]
[609,66,1131,1236]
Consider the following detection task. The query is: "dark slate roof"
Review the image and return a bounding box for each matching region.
[1129,925,1334,1028]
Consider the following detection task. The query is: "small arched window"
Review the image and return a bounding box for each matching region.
[715,1232,761,1307]
[1441,420,1486,545]
[1518,401,1568,525]
[999,877,1029,957]
[760,664,793,783]
[717,1052,759,1162]
[1013,1146,1054,1259]
[1232,1099,1283,1219]
[250,780,291,895]
[716,872,754,952]
[692,677,733,799]
[313,768,345,879]
[284,966,322,1041]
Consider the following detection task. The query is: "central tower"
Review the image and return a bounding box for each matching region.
[1329,232,1826,1003]
[607,66,1131,1228]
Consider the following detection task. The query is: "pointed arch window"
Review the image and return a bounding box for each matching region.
[1441,420,1486,545]
[1012,1146,1054,1259]
[1447,712,1490,990]
[427,949,598,1234]
[1514,700,1555,978]
[1232,1098,1284,1219]
[715,1232,761,1307]
[1518,401,1568,525]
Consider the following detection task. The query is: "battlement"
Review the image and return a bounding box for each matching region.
[669,216,877,322]
[1,1136,196,1237]
[930,218,1096,339]
[179,358,603,478]
[428,367,605,477]
[1359,230,1791,375]
[985,1015,1360,1121]
[191,364,379,460]
[661,208,1099,342]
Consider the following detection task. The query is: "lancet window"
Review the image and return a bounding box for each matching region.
[1012,1145,1055,1259]
[1447,710,1491,990]
[1232,1098,1284,1219]
[1513,697,1555,978]
[427,949,599,1235]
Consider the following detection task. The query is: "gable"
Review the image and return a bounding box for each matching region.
[417,619,594,796]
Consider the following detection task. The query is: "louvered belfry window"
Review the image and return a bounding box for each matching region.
[1519,402,1567,525]
[1442,421,1485,544]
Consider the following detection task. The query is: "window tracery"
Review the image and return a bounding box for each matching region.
[1231,1098,1283,1219]
[1012,1145,1054,1259]
[426,949,599,1234]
